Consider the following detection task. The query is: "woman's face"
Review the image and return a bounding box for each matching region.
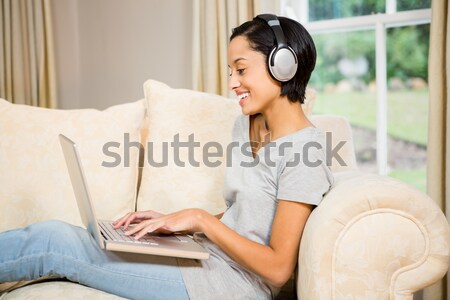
[228,36,282,115]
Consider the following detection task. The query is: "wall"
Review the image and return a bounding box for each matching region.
[51,0,193,109]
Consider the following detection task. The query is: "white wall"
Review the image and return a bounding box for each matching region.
[51,0,193,109]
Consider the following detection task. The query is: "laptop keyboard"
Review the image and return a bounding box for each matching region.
[99,220,159,245]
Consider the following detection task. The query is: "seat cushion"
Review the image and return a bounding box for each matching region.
[0,99,146,231]
[0,281,126,300]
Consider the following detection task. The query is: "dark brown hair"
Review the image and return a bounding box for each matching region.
[230,16,316,104]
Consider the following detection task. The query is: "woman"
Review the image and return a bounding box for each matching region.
[0,15,333,300]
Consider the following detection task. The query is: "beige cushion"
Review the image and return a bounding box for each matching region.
[0,99,145,231]
[309,114,358,173]
[0,281,126,299]
[302,88,317,116]
[136,80,241,214]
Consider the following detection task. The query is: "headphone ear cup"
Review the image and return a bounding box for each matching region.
[268,47,298,82]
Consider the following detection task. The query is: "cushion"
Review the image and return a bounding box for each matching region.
[309,115,358,173]
[1,281,126,299]
[136,80,317,215]
[0,99,145,231]
[136,80,240,214]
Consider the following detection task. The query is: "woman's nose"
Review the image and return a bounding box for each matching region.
[228,73,240,91]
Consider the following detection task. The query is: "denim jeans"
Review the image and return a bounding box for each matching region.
[0,220,190,300]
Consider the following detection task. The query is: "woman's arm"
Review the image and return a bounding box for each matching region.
[198,200,312,288]
[120,201,312,288]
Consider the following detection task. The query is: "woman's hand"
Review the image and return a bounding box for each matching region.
[120,208,206,240]
[113,210,165,231]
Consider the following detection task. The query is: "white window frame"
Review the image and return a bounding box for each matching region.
[281,1,431,175]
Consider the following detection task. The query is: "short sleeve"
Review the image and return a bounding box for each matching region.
[277,145,333,206]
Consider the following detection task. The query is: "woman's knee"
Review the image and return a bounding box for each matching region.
[24,220,98,258]
[29,220,82,246]
[32,219,74,235]
[0,220,84,262]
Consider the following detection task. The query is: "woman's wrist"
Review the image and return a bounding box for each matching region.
[194,208,215,233]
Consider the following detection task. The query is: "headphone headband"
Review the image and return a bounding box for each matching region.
[255,14,287,48]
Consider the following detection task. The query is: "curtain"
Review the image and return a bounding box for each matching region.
[0,0,57,108]
[192,0,281,98]
[424,0,449,299]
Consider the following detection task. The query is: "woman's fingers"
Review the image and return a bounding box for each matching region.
[119,209,200,239]
[113,211,164,230]
[122,209,201,239]
[134,222,165,240]
[112,212,133,228]
[112,212,139,229]
[125,219,166,239]
[123,212,145,229]
[124,219,151,236]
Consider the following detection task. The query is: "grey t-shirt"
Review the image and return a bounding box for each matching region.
[177,114,334,300]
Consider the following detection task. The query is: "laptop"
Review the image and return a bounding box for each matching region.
[59,134,210,260]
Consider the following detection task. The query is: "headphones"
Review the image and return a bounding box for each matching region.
[254,14,298,82]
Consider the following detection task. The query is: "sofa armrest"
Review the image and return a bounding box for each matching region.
[297,171,450,300]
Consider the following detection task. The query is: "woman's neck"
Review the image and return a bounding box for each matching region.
[260,99,313,141]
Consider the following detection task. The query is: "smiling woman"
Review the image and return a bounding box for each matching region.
[0,14,334,300]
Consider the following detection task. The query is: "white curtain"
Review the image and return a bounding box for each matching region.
[0,0,57,108]
[192,0,281,98]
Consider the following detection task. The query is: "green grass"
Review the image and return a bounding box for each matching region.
[313,90,429,145]
[388,168,427,193]
[312,90,429,192]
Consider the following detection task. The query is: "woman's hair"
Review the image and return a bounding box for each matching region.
[230,16,316,104]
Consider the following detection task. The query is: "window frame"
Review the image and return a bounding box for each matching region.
[281,1,431,175]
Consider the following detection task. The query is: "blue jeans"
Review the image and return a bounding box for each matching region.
[0,220,190,300]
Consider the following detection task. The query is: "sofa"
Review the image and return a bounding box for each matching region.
[0,79,449,300]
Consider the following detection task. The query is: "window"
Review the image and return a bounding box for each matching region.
[280,0,431,192]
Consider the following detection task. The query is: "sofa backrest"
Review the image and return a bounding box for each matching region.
[309,114,358,173]
[0,80,359,232]
[0,99,146,231]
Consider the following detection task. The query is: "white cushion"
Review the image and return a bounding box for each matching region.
[1,281,126,299]
[136,80,241,214]
[0,99,145,230]
[309,114,358,173]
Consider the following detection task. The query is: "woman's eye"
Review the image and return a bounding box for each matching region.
[228,68,245,76]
